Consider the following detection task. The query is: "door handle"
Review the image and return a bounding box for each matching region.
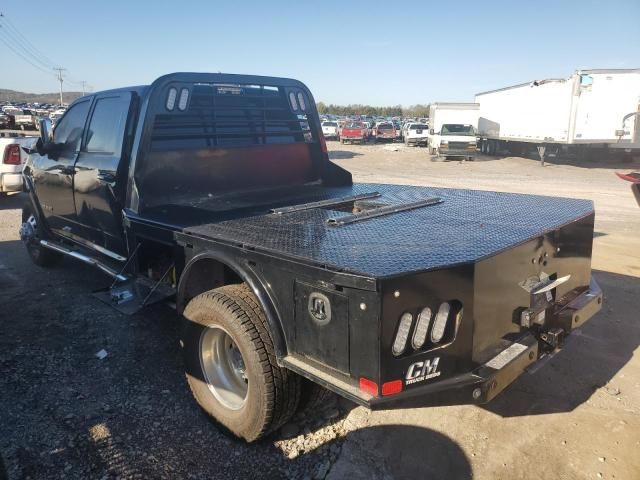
[96,172,116,183]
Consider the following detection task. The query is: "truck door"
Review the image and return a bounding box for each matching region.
[30,98,91,240]
[74,92,133,259]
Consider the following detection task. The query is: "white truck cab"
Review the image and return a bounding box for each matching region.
[428,103,479,160]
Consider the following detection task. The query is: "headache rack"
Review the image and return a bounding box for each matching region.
[149,82,316,150]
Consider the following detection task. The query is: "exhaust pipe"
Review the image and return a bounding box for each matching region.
[39,240,128,282]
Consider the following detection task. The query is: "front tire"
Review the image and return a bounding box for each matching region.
[21,205,62,267]
[182,284,300,442]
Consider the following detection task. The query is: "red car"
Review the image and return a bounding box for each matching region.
[616,171,640,206]
[373,122,396,142]
[340,122,368,145]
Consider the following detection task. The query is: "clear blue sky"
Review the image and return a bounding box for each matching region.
[1,0,639,105]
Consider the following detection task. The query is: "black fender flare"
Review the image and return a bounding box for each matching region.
[177,250,287,359]
[21,172,53,236]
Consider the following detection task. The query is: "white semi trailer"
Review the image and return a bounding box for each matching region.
[427,103,479,160]
[475,68,640,164]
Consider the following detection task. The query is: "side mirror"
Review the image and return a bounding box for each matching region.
[39,118,53,145]
[429,129,435,135]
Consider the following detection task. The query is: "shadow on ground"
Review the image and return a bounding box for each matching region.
[328,150,363,160]
[473,149,640,169]
[327,424,471,480]
[0,192,24,211]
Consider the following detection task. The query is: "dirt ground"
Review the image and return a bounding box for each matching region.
[1,142,638,479]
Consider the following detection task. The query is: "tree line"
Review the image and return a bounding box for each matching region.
[316,102,430,118]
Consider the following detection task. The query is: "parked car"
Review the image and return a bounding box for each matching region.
[340,121,368,144]
[48,108,67,125]
[0,114,16,130]
[1,137,37,195]
[361,121,372,137]
[373,122,396,142]
[321,121,339,140]
[14,109,39,131]
[404,122,429,146]
[393,121,402,141]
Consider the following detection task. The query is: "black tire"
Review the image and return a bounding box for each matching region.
[21,205,62,267]
[298,378,334,413]
[182,284,301,442]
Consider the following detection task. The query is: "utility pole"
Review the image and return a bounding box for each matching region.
[80,81,88,96]
[53,67,66,105]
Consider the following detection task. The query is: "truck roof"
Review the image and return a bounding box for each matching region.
[475,67,640,97]
[67,72,310,107]
[178,183,593,279]
[430,103,480,109]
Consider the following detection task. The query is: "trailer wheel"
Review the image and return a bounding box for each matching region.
[21,205,62,267]
[182,284,300,442]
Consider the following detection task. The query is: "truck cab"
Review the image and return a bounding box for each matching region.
[428,102,479,160]
[21,72,602,443]
[430,123,477,158]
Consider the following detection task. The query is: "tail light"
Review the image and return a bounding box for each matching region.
[3,144,21,165]
[431,302,451,343]
[392,312,413,356]
[412,307,432,349]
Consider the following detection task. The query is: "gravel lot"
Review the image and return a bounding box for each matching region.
[1,142,639,479]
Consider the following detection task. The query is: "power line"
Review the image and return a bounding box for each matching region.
[0,28,57,78]
[0,11,92,102]
[0,13,56,69]
[0,24,53,72]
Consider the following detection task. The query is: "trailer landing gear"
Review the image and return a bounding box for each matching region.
[537,145,546,166]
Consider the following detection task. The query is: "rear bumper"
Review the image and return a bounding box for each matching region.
[407,138,428,145]
[440,149,475,157]
[367,276,602,409]
[0,172,23,193]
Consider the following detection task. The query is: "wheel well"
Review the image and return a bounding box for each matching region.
[177,254,287,358]
[179,257,242,311]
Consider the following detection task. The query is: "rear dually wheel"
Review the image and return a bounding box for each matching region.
[182,284,300,442]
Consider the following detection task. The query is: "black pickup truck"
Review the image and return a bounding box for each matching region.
[21,72,602,442]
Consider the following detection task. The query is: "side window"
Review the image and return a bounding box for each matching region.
[85,96,131,154]
[52,100,91,152]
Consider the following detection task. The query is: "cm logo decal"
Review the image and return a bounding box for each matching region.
[308,292,331,325]
[405,357,441,385]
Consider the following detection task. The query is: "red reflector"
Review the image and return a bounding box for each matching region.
[3,144,21,165]
[359,377,378,396]
[382,380,403,396]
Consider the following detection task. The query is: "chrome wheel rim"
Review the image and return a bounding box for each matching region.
[199,326,248,410]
